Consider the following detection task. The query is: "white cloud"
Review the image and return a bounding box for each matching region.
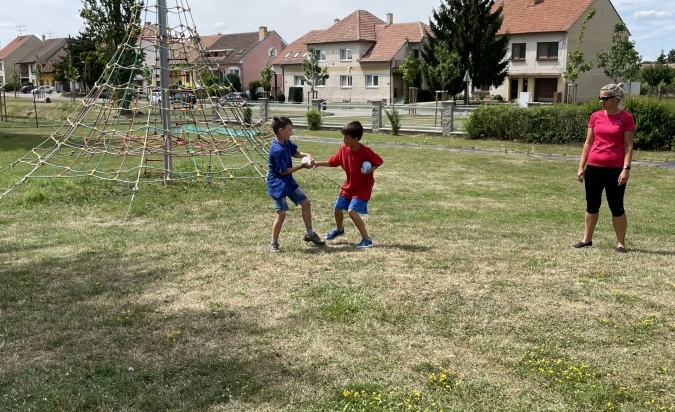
[634,10,672,19]
[0,22,13,28]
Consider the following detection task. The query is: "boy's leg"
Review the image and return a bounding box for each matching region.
[271,196,289,241]
[334,207,344,230]
[348,198,370,239]
[326,196,350,239]
[299,198,313,230]
[348,209,369,239]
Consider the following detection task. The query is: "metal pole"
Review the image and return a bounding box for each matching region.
[158,0,172,185]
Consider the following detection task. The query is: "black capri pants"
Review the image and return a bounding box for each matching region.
[584,165,626,217]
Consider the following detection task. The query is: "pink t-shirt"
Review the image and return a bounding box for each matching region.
[587,110,636,168]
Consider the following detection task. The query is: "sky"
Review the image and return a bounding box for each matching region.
[0,0,673,62]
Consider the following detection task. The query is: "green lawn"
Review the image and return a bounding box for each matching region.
[1,120,675,411]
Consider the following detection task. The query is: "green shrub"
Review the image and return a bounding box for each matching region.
[625,96,675,150]
[493,94,504,101]
[276,93,285,103]
[306,108,322,130]
[243,106,253,125]
[288,87,303,104]
[385,106,402,135]
[248,80,262,100]
[465,97,675,149]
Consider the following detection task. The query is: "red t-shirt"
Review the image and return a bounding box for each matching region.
[587,110,636,168]
[328,144,384,201]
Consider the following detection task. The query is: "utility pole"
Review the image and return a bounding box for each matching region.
[16,25,27,37]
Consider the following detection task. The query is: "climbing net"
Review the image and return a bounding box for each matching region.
[0,0,272,211]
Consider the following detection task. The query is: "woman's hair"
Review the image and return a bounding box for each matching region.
[601,83,626,109]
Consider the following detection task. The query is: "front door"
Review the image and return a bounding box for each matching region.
[510,79,518,101]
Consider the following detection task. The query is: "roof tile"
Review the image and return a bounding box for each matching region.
[494,0,596,35]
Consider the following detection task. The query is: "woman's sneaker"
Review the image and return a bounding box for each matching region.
[269,241,280,252]
[326,228,345,240]
[303,232,326,246]
[356,238,373,248]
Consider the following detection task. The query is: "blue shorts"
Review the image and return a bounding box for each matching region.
[272,187,308,211]
[334,195,368,214]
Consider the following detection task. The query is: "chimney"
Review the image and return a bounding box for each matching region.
[42,35,46,41]
[259,26,268,41]
[386,13,393,25]
[334,18,340,24]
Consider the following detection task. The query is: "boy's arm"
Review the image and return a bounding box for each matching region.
[314,161,333,168]
[279,163,311,176]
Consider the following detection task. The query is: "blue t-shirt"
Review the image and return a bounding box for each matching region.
[267,138,300,198]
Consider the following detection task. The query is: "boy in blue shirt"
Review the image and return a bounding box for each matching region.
[267,116,325,252]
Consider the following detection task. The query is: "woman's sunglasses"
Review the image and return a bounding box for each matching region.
[598,96,615,102]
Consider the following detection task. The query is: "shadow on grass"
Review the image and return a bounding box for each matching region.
[628,248,675,256]
[0,252,320,411]
[299,241,431,254]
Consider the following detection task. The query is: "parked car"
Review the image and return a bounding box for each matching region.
[150,90,196,105]
[32,86,54,94]
[21,85,37,93]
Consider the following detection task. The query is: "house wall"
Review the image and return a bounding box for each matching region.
[568,0,623,101]
[494,0,623,103]
[0,36,42,84]
[241,32,286,94]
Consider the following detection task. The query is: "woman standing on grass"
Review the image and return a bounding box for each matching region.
[574,83,636,253]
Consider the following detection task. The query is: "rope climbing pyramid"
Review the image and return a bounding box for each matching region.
[0,0,272,211]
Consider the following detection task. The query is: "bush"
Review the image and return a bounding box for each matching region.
[243,106,253,125]
[464,97,675,150]
[288,87,303,104]
[493,94,504,101]
[306,108,322,131]
[248,80,262,100]
[385,106,401,135]
[277,93,285,103]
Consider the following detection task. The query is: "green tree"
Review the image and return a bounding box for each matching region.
[64,56,80,101]
[668,49,675,64]
[226,73,242,92]
[421,0,509,95]
[80,0,143,64]
[301,45,329,99]
[595,22,641,83]
[9,62,20,97]
[563,8,596,102]
[398,39,423,104]
[641,63,674,100]
[656,50,667,64]
[422,42,461,93]
[260,63,274,92]
[34,56,43,87]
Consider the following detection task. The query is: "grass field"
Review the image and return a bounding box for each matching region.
[1,118,675,411]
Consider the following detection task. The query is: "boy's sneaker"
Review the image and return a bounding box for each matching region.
[269,241,280,253]
[303,232,326,246]
[356,238,373,248]
[326,228,345,240]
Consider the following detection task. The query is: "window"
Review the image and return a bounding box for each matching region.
[511,43,526,60]
[365,75,378,87]
[228,68,240,77]
[413,49,419,58]
[318,50,326,61]
[536,42,558,59]
[294,76,305,86]
[293,52,300,58]
[340,49,352,61]
[315,77,326,87]
[340,75,352,87]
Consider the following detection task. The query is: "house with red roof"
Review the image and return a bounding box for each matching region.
[492,0,625,103]
[273,11,429,104]
[0,35,42,86]
[16,37,69,88]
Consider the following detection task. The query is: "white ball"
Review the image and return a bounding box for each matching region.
[362,161,372,172]
[302,157,311,164]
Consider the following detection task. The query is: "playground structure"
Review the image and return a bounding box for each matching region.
[0,0,272,217]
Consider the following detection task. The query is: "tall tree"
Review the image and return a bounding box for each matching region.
[641,63,674,100]
[656,50,667,64]
[563,8,596,102]
[422,0,509,95]
[301,45,329,99]
[668,49,675,64]
[595,22,641,83]
[260,63,274,92]
[398,39,423,104]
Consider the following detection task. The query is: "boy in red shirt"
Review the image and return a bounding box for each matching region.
[315,121,383,248]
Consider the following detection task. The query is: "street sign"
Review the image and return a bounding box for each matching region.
[463,70,471,82]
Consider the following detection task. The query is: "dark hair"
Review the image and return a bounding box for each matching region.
[272,116,293,134]
[341,120,363,140]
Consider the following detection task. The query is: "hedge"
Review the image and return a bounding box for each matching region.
[465,97,675,150]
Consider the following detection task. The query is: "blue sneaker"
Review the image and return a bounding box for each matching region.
[356,238,373,248]
[326,228,345,240]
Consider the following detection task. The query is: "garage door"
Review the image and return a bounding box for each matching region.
[534,78,558,102]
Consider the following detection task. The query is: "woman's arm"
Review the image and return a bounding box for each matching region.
[618,130,635,186]
[577,127,595,182]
